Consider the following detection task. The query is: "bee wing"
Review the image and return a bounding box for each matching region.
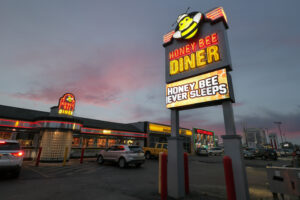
[193,12,202,23]
[173,31,182,39]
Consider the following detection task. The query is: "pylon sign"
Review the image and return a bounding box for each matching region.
[163,7,234,110]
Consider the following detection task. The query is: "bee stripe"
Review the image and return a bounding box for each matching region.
[181,22,198,39]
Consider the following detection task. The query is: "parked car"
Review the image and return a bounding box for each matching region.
[97,145,145,168]
[0,139,24,178]
[143,143,168,159]
[276,149,293,157]
[276,149,286,157]
[196,147,208,156]
[245,148,256,154]
[283,149,294,156]
[255,148,277,160]
[243,150,255,159]
[208,147,223,156]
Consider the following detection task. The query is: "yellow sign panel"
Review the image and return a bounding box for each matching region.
[166,68,230,109]
[149,123,192,136]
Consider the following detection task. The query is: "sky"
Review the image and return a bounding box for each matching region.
[0,0,300,144]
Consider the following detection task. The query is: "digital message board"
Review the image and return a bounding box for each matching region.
[194,128,214,136]
[163,7,231,84]
[166,68,234,109]
[58,93,76,116]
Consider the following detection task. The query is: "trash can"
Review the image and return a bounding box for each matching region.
[266,166,300,199]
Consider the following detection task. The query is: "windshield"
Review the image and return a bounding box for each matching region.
[129,146,143,152]
[0,142,20,150]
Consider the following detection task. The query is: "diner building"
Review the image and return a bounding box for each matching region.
[0,94,192,161]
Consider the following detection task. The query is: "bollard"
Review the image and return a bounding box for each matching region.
[159,152,162,194]
[161,152,168,200]
[63,147,69,166]
[223,156,236,200]
[80,147,85,164]
[270,139,274,150]
[184,152,189,194]
[35,147,42,167]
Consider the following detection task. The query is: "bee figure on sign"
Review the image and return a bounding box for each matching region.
[173,9,203,40]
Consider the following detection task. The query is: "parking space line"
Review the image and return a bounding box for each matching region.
[24,166,51,178]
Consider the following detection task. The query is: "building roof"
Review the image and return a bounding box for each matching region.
[77,117,142,133]
[0,105,142,133]
[0,105,49,121]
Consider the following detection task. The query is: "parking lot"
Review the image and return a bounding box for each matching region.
[0,155,296,200]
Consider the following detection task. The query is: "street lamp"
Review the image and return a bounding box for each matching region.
[274,122,284,148]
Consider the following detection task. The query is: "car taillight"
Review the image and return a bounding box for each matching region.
[11,151,24,157]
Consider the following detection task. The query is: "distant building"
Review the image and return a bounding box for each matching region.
[269,133,279,149]
[214,135,219,146]
[244,128,267,148]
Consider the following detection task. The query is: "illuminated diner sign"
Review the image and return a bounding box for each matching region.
[149,123,192,136]
[195,128,214,136]
[164,7,231,84]
[166,68,234,109]
[58,93,76,116]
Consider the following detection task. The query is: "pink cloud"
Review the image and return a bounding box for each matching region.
[10,45,162,106]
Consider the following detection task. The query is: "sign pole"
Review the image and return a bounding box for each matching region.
[221,101,250,200]
[168,109,185,199]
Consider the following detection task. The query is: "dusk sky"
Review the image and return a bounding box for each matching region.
[1,1,299,144]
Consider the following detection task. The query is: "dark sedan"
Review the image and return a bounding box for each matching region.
[255,148,277,160]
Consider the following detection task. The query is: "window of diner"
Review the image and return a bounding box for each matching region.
[0,131,12,139]
[126,139,134,145]
[97,138,106,148]
[108,139,117,147]
[16,132,34,147]
[118,139,127,144]
[72,137,80,147]
[87,138,95,147]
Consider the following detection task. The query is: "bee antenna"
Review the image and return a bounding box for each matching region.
[185,7,190,13]
[171,21,177,27]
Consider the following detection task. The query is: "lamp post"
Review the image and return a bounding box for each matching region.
[274,122,283,148]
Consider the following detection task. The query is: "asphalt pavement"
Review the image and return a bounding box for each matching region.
[0,156,297,200]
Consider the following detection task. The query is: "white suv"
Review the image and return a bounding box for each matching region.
[208,147,223,156]
[97,145,145,168]
[0,140,24,178]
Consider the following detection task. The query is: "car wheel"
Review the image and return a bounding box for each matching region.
[145,152,151,160]
[135,163,142,168]
[209,152,213,156]
[118,157,126,168]
[97,155,104,164]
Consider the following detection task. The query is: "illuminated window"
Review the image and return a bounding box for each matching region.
[0,132,12,139]
[87,138,94,147]
[72,137,80,147]
[97,138,106,148]
[108,139,117,147]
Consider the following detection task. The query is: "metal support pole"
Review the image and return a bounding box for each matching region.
[168,109,185,199]
[221,101,250,200]
[171,109,179,137]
